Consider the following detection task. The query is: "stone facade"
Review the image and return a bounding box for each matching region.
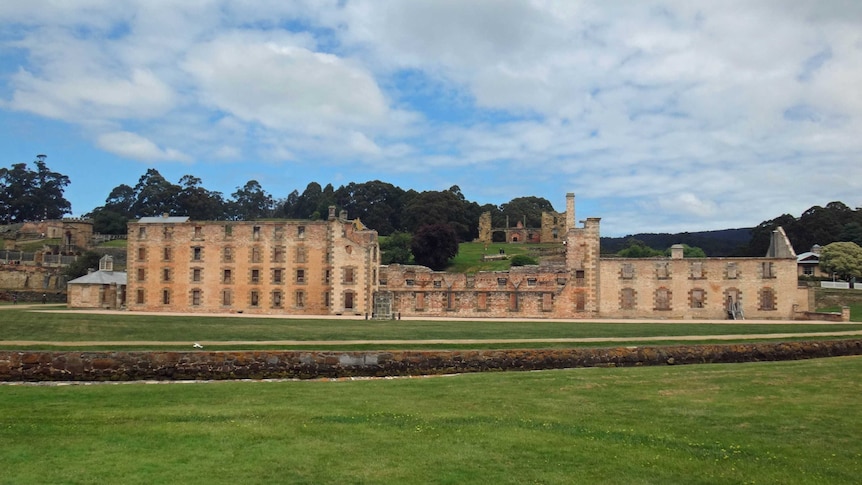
[125,210,378,315]
[381,196,804,320]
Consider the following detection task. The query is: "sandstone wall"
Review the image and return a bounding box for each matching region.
[3,340,861,381]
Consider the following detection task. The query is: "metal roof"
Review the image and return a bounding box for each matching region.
[67,270,127,285]
[137,216,190,223]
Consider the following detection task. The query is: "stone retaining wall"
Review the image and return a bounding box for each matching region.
[2,340,861,382]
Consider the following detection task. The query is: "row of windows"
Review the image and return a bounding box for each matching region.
[397,271,584,288]
[618,287,776,311]
[135,267,354,285]
[137,225,307,241]
[136,245,310,264]
[134,288,354,310]
[619,262,777,280]
[408,291,581,313]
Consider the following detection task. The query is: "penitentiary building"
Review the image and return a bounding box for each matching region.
[125,207,379,316]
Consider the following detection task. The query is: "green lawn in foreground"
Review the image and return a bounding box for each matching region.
[0,307,860,349]
[1,356,860,484]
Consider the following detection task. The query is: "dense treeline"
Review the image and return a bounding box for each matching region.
[3,158,861,255]
[83,168,556,242]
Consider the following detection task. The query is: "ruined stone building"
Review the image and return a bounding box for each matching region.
[124,208,379,315]
[380,194,804,320]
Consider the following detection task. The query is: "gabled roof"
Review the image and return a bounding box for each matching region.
[67,270,127,285]
[137,216,190,223]
[797,252,820,263]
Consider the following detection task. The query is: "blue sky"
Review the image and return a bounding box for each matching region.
[1,1,860,237]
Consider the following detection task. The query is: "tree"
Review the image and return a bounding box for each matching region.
[403,188,480,241]
[132,168,181,217]
[230,180,273,220]
[819,242,862,281]
[0,155,72,223]
[617,239,663,258]
[176,175,227,220]
[411,224,459,270]
[62,251,104,280]
[380,231,412,264]
[500,196,555,228]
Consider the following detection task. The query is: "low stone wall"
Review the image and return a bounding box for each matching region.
[2,340,862,382]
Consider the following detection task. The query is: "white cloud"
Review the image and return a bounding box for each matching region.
[97,131,190,162]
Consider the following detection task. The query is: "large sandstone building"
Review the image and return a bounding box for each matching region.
[122,195,804,320]
[125,208,379,315]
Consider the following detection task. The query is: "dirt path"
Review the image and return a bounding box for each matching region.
[3,330,862,348]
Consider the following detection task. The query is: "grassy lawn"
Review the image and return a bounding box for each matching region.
[1,356,861,484]
[0,307,860,350]
[817,302,862,322]
[448,241,558,273]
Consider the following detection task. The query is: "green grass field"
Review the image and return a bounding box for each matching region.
[2,356,861,484]
[1,306,860,350]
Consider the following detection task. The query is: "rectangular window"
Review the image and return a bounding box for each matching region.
[575,292,585,312]
[136,289,144,304]
[251,269,260,284]
[405,278,414,286]
[691,289,705,309]
[163,247,172,261]
[274,226,284,240]
[575,270,585,286]
[162,289,170,305]
[162,268,171,282]
[726,262,738,279]
[344,292,355,310]
[621,263,634,279]
[163,227,172,240]
[222,289,231,306]
[193,226,203,239]
[433,280,442,288]
[803,266,814,276]
[509,292,519,311]
[446,292,455,311]
[477,292,488,311]
[138,226,147,239]
[762,262,775,278]
[323,291,331,308]
[137,268,145,282]
[497,277,507,286]
[273,246,285,263]
[223,269,232,284]
[690,262,704,279]
[655,288,671,311]
[273,290,283,308]
[250,290,260,307]
[224,224,233,237]
[192,247,202,261]
[527,278,537,286]
[251,247,262,263]
[273,269,283,284]
[656,263,669,279]
[542,292,553,312]
[296,247,307,263]
[296,269,305,284]
[344,267,355,284]
[621,288,636,310]
[415,292,424,311]
[223,247,233,263]
[192,289,201,306]
[760,288,776,310]
[295,291,304,308]
[252,226,261,240]
[192,268,202,282]
[324,269,331,284]
[137,247,146,261]
[297,226,305,238]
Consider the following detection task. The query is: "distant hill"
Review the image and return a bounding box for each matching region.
[600,228,753,257]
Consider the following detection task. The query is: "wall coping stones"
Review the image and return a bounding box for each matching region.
[2,340,862,382]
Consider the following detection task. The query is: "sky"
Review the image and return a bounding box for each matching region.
[0,1,860,237]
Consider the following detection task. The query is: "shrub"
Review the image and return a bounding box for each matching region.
[510,254,538,266]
